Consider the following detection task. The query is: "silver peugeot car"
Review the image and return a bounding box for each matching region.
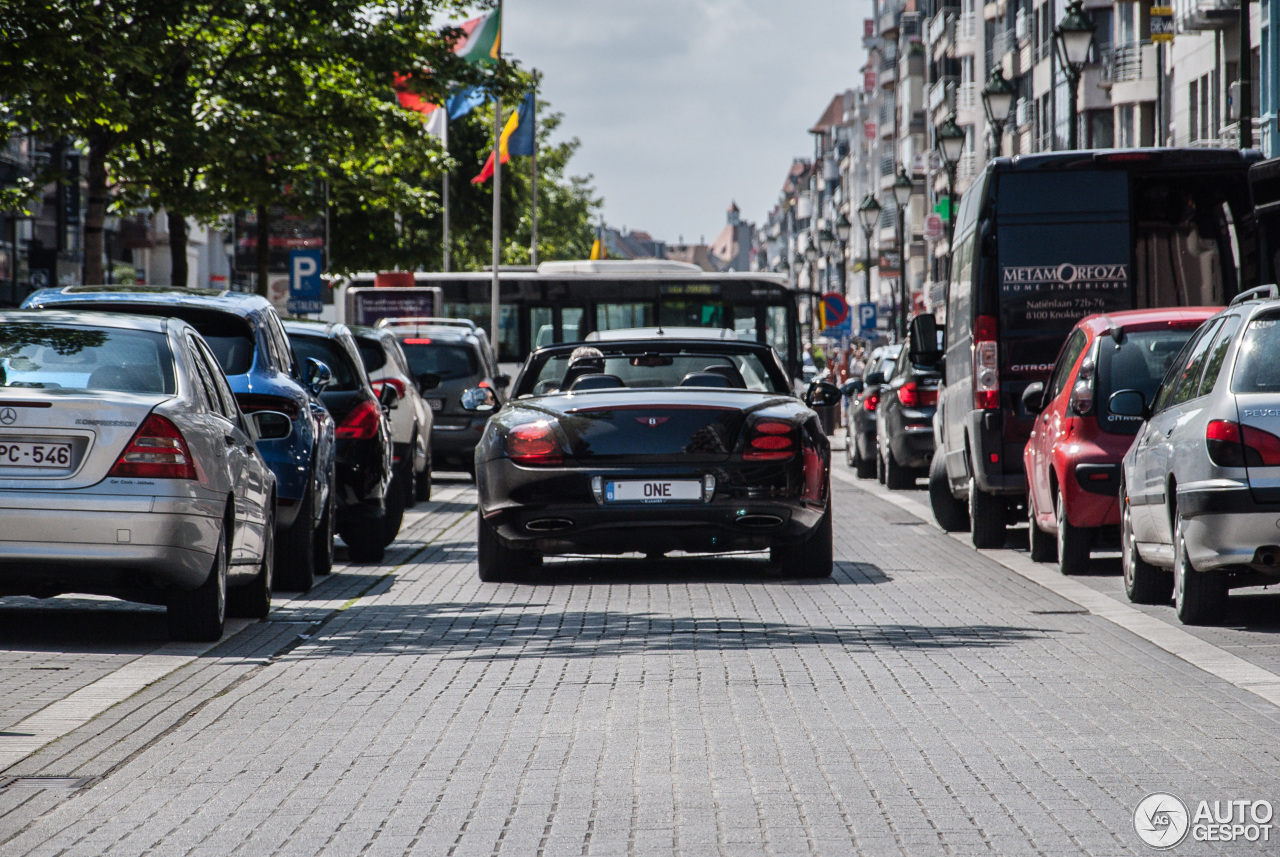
[1117,287,1280,624]
[0,310,290,641]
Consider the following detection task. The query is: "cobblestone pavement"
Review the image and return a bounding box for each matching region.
[4,472,1280,856]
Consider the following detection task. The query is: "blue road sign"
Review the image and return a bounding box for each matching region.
[858,302,877,333]
[288,249,323,315]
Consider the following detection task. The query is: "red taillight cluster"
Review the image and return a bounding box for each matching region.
[506,421,563,465]
[863,393,879,412]
[108,414,197,480]
[235,393,300,421]
[373,378,406,399]
[974,314,999,410]
[744,420,796,461]
[1206,420,1280,467]
[897,382,938,408]
[337,399,383,440]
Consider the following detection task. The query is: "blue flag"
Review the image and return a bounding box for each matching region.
[447,86,489,120]
[507,92,536,157]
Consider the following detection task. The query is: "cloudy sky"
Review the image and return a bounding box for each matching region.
[502,0,875,245]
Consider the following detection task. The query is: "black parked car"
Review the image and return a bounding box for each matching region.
[875,319,943,490]
[283,320,398,562]
[469,338,842,582]
[843,344,901,479]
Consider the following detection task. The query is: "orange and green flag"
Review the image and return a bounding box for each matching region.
[455,10,501,65]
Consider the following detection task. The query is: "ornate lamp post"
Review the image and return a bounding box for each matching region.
[803,239,819,349]
[856,194,880,309]
[936,113,965,283]
[980,67,1017,157]
[892,167,914,339]
[835,212,852,303]
[1053,0,1097,150]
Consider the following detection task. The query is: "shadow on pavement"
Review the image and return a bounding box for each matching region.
[0,596,168,649]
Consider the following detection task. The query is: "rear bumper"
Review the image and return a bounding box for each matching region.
[0,494,221,596]
[431,419,485,463]
[1177,484,1280,572]
[889,424,935,469]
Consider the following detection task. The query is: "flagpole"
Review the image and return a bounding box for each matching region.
[442,113,451,272]
[530,69,539,268]
[489,0,503,364]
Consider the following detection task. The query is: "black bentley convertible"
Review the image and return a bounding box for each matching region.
[465,338,842,581]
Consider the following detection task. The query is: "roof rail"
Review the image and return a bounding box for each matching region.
[1229,285,1280,306]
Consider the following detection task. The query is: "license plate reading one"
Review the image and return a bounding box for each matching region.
[605,480,701,503]
[0,441,73,469]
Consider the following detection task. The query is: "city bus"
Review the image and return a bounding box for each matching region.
[328,260,806,381]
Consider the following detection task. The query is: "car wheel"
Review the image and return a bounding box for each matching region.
[313,486,335,576]
[1122,489,1171,604]
[772,502,834,578]
[477,511,541,582]
[380,473,406,549]
[228,507,274,619]
[876,447,886,484]
[1026,490,1057,563]
[168,526,227,642]
[275,481,316,593]
[969,479,1007,549]
[415,452,432,502]
[844,434,855,467]
[929,451,969,532]
[885,447,913,490]
[1055,490,1091,575]
[1173,512,1227,625]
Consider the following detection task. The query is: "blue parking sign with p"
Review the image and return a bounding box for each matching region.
[288,249,323,315]
[858,302,877,333]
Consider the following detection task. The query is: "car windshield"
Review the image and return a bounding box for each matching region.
[1097,328,1197,434]
[521,348,787,396]
[400,341,479,381]
[0,323,176,394]
[1232,316,1280,393]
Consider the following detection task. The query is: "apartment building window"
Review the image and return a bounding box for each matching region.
[1200,72,1212,140]
[1090,8,1113,63]
[1118,105,1136,147]
[1190,79,1200,143]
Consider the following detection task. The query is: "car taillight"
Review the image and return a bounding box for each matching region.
[337,399,383,440]
[1206,419,1280,467]
[235,393,300,421]
[403,338,432,345]
[372,378,406,399]
[108,414,197,480]
[506,421,563,465]
[974,314,999,410]
[897,382,938,408]
[863,393,879,412]
[1069,352,1096,416]
[744,420,796,461]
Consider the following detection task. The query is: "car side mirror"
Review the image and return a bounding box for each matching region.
[460,386,499,412]
[1021,381,1046,415]
[1108,389,1148,419]
[304,358,332,397]
[252,410,293,441]
[804,380,842,408]
[377,383,399,408]
[416,372,441,393]
[908,314,942,366]
[495,373,511,389]
[865,371,885,387]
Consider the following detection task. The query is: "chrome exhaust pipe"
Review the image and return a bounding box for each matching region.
[736,514,784,529]
[525,517,574,533]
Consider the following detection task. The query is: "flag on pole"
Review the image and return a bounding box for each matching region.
[471,92,535,184]
[590,226,606,260]
[447,86,489,120]
[454,10,501,65]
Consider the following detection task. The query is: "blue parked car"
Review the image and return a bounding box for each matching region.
[22,287,337,592]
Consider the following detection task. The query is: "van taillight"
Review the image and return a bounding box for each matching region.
[973,314,999,410]
[898,382,937,408]
[1207,420,1280,467]
[744,420,796,461]
[507,421,563,465]
[108,414,197,480]
[337,399,382,440]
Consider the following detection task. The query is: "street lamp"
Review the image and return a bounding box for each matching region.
[892,168,914,340]
[936,114,965,283]
[981,67,1016,156]
[834,211,853,308]
[1053,0,1097,150]
[856,194,881,314]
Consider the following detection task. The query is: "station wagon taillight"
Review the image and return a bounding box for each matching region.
[974,314,999,410]
[744,420,797,461]
[108,414,197,480]
[863,393,879,412]
[1206,420,1280,467]
[337,399,383,440]
[506,421,563,465]
[236,393,300,421]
